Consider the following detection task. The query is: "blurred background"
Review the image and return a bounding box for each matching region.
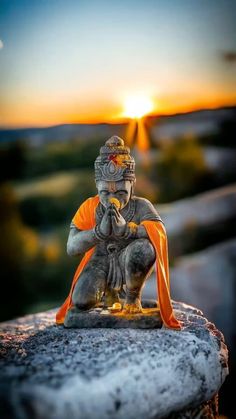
[0,0,235,417]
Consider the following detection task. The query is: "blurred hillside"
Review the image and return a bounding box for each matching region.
[1,106,235,146]
[0,106,235,417]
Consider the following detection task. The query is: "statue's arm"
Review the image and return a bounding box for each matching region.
[132,198,164,239]
[67,223,99,256]
[135,222,165,239]
[136,225,149,239]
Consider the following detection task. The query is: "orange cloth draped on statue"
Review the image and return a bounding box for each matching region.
[56,195,181,330]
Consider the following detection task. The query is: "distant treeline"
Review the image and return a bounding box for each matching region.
[0,137,104,182]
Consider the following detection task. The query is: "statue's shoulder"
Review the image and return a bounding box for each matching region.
[132,196,162,222]
[83,195,99,204]
[72,195,99,229]
[132,196,157,210]
[79,195,99,210]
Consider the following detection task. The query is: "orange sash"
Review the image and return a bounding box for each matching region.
[56,195,181,329]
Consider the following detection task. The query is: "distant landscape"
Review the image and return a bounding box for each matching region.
[1,106,235,145]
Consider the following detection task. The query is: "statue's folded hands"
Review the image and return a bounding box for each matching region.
[110,204,127,237]
[96,204,112,238]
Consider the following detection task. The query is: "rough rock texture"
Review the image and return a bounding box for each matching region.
[0,302,228,419]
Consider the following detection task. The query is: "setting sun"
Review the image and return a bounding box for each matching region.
[123,95,154,119]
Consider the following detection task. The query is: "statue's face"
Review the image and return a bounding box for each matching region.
[96,180,132,209]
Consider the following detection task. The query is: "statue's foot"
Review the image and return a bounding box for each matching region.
[123,299,143,314]
[108,302,123,313]
[103,289,120,308]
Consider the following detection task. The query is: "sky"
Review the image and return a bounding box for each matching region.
[0,0,236,128]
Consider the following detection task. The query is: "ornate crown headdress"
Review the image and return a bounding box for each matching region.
[94,136,136,182]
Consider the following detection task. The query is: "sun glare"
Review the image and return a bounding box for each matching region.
[123,95,154,119]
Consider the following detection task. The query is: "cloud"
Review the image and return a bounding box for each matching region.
[221,50,236,64]
[0,39,3,49]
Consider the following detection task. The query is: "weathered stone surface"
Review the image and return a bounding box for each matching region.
[0,302,228,419]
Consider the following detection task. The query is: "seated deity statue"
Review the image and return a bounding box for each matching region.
[56,136,181,329]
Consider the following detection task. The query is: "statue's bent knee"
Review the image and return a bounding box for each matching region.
[72,290,96,310]
[75,300,95,311]
[71,280,96,310]
[127,238,155,272]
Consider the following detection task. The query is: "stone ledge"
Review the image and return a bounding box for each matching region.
[64,299,163,329]
[0,302,228,419]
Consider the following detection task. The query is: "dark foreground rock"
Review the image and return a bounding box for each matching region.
[0,302,228,419]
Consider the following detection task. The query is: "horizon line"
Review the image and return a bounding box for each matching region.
[0,103,235,131]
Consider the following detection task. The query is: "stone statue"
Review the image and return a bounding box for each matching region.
[56,136,181,329]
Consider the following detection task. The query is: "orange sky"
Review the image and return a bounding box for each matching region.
[1,88,236,128]
[0,96,236,128]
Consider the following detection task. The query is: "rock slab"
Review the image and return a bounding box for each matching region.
[64,300,163,329]
[0,302,228,419]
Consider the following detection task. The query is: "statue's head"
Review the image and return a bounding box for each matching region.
[95,136,136,209]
